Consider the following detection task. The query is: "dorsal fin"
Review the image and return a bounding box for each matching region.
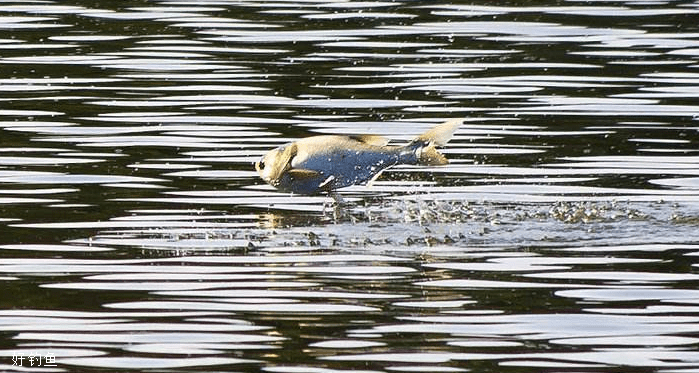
[349,134,390,146]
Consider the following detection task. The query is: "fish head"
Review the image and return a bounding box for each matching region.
[255,143,297,186]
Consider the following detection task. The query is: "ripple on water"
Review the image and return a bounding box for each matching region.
[60,356,257,370]
[2,1,699,372]
[0,308,270,369]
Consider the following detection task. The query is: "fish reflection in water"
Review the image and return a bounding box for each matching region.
[255,119,462,202]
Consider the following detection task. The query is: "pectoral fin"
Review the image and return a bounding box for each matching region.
[287,169,321,180]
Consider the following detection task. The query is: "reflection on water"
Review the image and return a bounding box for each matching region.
[1,0,699,372]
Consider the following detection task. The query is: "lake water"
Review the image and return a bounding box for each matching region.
[2,0,699,372]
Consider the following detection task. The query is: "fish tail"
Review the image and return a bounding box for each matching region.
[410,118,461,166]
[414,118,462,146]
[417,143,449,166]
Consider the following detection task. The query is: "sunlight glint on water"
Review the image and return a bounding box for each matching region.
[0,1,699,372]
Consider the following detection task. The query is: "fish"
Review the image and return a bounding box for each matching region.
[255,118,462,198]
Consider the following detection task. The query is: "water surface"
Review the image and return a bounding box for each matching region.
[1,1,699,372]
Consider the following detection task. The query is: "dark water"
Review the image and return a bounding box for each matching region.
[2,0,699,371]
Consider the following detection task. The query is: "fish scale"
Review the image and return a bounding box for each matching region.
[282,142,422,194]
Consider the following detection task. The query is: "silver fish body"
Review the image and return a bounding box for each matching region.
[276,137,422,194]
[255,119,462,195]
